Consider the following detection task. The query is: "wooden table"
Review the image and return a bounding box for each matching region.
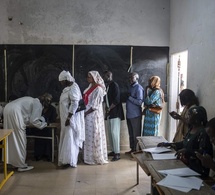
[134,136,168,184]
[0,129,14,189]
[132,136,215,194]
[144,159,215,195]
[26,123,60,162]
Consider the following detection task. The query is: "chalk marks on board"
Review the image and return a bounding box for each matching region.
[6,45,72,101]
[1,45,169,103]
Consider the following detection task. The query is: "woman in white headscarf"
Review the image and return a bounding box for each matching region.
[58,70,85,168]
[83,70,108,165]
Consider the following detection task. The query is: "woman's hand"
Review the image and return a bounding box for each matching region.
[157,142,171,147]
[65,118,70,126]
[169,111,181,120]
[196,152,214,169]
[175,148,188,164]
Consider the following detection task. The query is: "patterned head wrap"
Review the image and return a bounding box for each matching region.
[188,106,208,126]
[88,71,106,90]
[58,70,75,82]
[150,76,161,89]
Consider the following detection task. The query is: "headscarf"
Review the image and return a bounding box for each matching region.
[149,75,165,103]
[89,71,106,90]
[150,76,161,89]
[58,70,75,82]
[188,106,208,126]
[84,70,106,96]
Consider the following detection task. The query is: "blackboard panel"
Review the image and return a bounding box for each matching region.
[74,45,131,101]
[132,46,169,100]
[6,45,72,101]
[0,46,4,101]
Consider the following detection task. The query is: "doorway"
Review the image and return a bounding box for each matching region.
[168,50,188,141]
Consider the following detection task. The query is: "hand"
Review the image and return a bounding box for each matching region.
[169,111,180,120]
[157,142,171,147]
[175,148,188,164]
[65,118,70,126]
[196,152,214,169]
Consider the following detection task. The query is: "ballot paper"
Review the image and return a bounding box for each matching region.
[157,175,203,192]
[158,167,200,177]
[151,153,177,160]
[142,147,172,154]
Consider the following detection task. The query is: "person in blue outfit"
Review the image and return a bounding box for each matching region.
[125,72,144,154]
[142,76,164,136]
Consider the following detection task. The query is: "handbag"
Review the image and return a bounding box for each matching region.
[76,99,86,112]
[149,106,162,114]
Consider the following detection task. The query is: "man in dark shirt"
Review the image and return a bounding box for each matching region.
[103,71,125,161]
[125,72,144,155]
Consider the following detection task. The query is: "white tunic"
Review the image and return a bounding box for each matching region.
[58,83,85,167]
[3,97,47,167]
[84,86,108,165]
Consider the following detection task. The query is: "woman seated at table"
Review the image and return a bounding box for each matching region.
[158,106,213,177]
[27,93,57,161]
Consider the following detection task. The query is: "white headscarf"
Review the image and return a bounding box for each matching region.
[58,70,75,82]
[89,71,106,90]
[84,71,106,95]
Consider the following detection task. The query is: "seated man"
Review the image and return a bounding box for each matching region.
[27,93,57,161]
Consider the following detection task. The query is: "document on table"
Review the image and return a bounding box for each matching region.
[151,153,177,160]
[157,174,203,192]
[158,167,200,177]
[142,147,172,154]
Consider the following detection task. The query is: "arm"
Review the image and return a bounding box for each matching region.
[128,85,144,106]
[30,99,47,129]
[196,153,215,171]
[144,89,161,106]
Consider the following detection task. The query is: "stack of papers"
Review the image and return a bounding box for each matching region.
[158,167,200,177]
[143,147,172,154]
[142,147,176,160]
[157,175,203,192]
[157,168,202,192]
[151,153,177,160]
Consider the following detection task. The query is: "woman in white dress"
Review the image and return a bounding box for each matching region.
[58,70,85,168]
[3,95,48,171]
[83,71,108,165]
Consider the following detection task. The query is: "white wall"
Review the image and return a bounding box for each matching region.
[0,0,170,46]
[169,0,215,139]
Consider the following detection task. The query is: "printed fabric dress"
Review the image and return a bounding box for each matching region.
[58,84,85,167]
[83,85,108,165]
[142,89,162,136]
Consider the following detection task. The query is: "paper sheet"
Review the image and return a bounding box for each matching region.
[157,175,203,192]
[143,147,172,154]
[158,167,200,177]
[151,153,177,160]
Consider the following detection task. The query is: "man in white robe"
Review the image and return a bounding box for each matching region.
[3,95,48,171]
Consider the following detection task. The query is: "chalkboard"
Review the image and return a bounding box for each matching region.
[0,46,4,101]
[74,45,130,101]
[132,46,168,101]
[1,45,169,103]
[6,45,72,101]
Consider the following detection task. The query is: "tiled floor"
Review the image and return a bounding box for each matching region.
[0,151,150,195]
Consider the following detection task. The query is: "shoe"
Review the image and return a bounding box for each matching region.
[108,151,115,156]
[18,166,34,172]
[125,150,135,155]
[111,153,120,161]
